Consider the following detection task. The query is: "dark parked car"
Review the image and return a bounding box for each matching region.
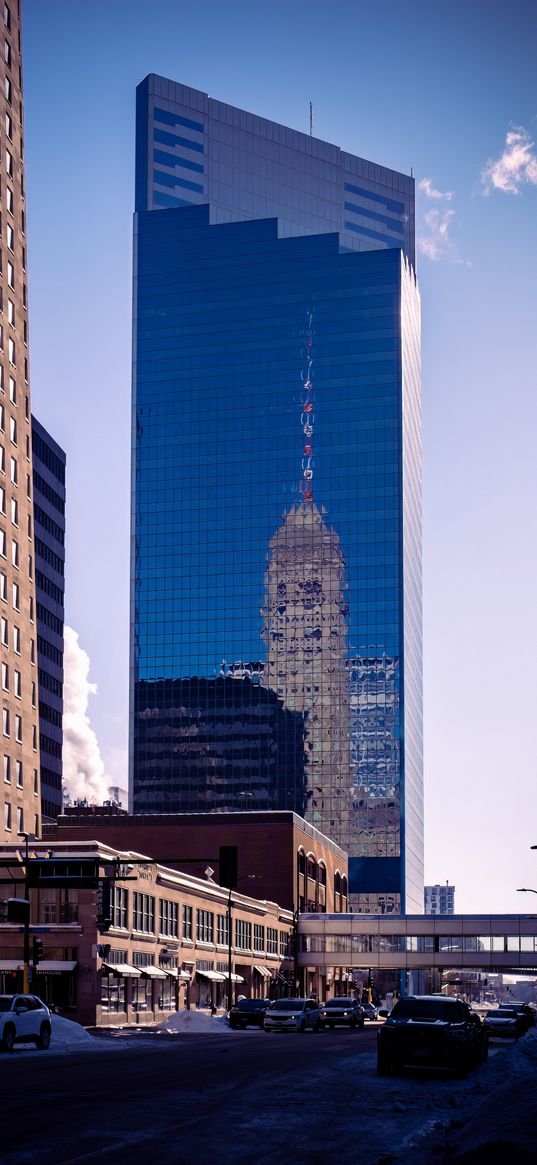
[319,997,365,1030]
[377,995,488,1077]
[229,998,270,1029]
[482,1002,534,1039]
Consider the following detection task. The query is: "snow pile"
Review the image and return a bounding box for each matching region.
[156,1009,230,1035]
[50,1014,96,1047]
[426,1028,537,1163]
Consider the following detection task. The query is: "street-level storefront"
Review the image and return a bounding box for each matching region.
[0,840,294,1026]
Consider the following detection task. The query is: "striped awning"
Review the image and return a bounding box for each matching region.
[253,965,272,979]
[102,962,141,977]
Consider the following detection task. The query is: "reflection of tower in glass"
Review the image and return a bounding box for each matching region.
[261,501,351,847]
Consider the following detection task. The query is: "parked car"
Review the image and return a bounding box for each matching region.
[377,995,487,1077]
[229,998,270,1029]
[482,1005,531,1040]
[319,997,365,1030]
[500,1001,536,1029]
[0,995,52,1052]
[360,1001,379,1021]
[264,998,321,1033]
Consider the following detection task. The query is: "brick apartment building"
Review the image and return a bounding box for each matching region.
[45,809,349,915]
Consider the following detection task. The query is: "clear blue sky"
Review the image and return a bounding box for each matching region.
[23,0,537,912]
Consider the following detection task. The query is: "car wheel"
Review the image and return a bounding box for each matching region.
[37,1023,51,1050]
[376,1051,391,1076]
[299,1020,306,1033]
[2,1025,15,1053]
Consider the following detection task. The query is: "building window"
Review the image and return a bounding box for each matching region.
[33,768,38,795]
[0,530,5,557]
[4,38,11,67]
[14,713,21,742]
[0,444,4,472]
[4,800,11,830]
[10,455,16,483]
[196,908,214,944]
[0,615,7,645]
[2,708,9,736]
[3,753,9,782]
[132,892,155,934]
[32,723,36,750]
[266,927,278,955]
[0,404,3,430]
[11,539,17,569]
[15,759,21,787]
[7,262,14,290]
[235,919,252,951]
[13,669,20,697]
[5,147,12,175]
[16,806,23,833]
[0,572,5,600]
[11,496,18,525]
[0,487,4,514]
[182,904,192,941]
[6,224,13,252]
[159,898,178,938]
[7,301,14,328]
[279,931,290,957]
[1,662,7,689]
[6,183,13,210]
[12,624,19,652]
[4,5,11,31]
[217,913,229,946]
[8,336,15,364]
[253,923,265,952]
[112,886,128,929]
[12,580,19,609]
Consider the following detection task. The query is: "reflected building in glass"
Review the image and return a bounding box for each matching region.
[130,76,423,912]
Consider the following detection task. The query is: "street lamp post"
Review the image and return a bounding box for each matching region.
[227,875,257,1012]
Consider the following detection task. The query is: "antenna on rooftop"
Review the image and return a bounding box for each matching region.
[309,101,313,136]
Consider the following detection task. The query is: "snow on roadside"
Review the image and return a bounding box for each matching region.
[156,1009,230,1035]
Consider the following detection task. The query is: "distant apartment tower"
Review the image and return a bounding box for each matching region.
[32,417,65,820]
[0,2,42,842]
[425,883,455,915]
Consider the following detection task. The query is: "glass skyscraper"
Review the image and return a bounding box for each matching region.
[130,76,422,912]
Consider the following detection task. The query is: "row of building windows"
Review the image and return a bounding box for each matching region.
[114,888,289,952]
[3,799,39,835]
[1,613,35,660]
[301,934,537,954]
[2,710,37,745]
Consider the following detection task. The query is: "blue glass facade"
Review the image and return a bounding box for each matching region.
[32,417,66,821]
[131,80,422,912]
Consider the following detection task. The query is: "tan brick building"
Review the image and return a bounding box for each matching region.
[0,839,296,1026]
[0,0,42,844]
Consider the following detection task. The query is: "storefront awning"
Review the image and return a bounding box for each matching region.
[0,960,76,973]
[196,970,226,982]
[36,961,77,974]
[253,965,271,979]
[102,962,141,977]
[140,965,167,979]
[229,973,244,983]
[165,968,192,980]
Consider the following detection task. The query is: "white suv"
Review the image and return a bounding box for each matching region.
[0,994,52,1052]
[264,998,321,1033]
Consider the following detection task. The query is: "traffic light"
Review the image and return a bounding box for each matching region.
[32,935,44,967]
[219,846,238,890]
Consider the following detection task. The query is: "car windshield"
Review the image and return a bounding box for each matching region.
[495,1008,516,1016]
[390,999,465,1022]
[325,999,353,1007]
[0,997,13,1012]
[270,999,305,1011]
[236,999,264,1010]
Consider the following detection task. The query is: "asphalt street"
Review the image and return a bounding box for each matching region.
[0,1026,510,1165]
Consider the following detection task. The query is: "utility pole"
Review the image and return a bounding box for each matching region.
[20,833,30,993]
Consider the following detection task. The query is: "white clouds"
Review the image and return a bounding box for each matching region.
[418,177,453,202]
[482,126,537,195]
[417,178,469,265]
[62,626,111,805]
